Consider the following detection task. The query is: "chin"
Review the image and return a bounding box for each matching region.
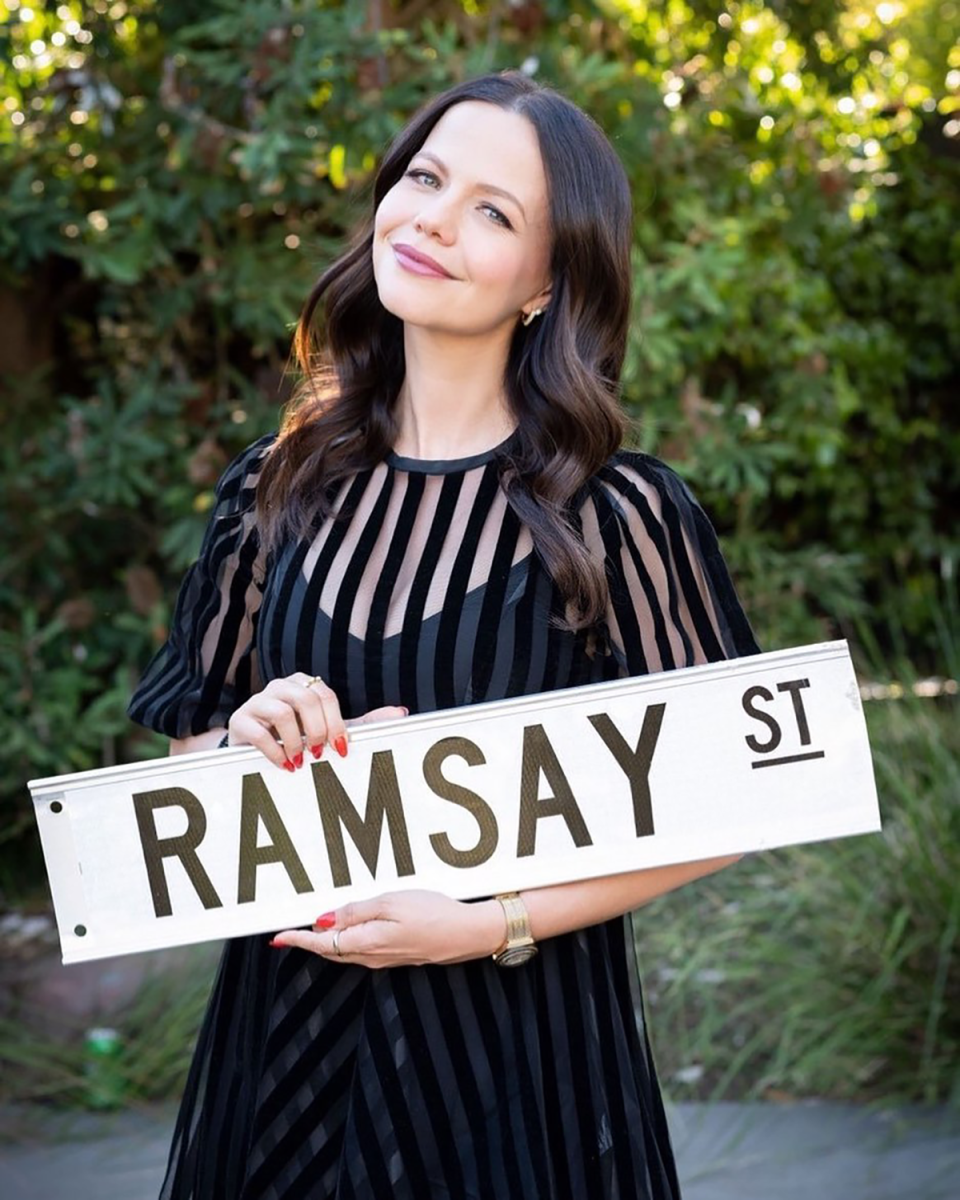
[375,287,429,325]
[375,278,447,328]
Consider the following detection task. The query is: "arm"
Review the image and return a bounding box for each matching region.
[270,859,744,969]
[441,854,743,965]
[271,856,743,968]
[126,435,275,743]
[515,853,741,943]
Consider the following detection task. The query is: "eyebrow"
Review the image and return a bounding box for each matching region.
[412,151,527,220]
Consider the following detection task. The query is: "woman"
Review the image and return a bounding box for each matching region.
[129,70,758,1200]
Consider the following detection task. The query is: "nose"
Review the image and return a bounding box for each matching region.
[414,193,456,243]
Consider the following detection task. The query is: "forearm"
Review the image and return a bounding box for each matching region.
[519,854,741,942]
[169,728,227,756]
[469,854,742,957]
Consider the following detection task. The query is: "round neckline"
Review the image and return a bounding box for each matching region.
[386,428,519,475]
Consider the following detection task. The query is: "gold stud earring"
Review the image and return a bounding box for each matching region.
[521,307,544,327]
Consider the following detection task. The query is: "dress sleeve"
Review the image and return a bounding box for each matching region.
[127,433,276,738]
[581,451,760,676]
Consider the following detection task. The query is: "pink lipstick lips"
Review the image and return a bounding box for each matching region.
[392,243,454,279]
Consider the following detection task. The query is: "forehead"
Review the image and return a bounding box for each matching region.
[416,101,548,215]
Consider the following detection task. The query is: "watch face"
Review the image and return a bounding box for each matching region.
[496,944,539,967]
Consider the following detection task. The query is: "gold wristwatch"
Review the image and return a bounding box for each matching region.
[492,892,538,967]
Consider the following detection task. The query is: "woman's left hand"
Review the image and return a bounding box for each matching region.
[270,889,506,968]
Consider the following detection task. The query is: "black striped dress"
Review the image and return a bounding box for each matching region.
[128,429,758,1200]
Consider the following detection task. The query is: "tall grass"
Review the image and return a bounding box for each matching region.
[640,670,960,1107]
[0,946,217,1110]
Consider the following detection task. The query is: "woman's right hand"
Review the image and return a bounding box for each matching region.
[226,672,407,771]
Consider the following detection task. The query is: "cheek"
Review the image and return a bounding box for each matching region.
[373,187,407,241]
[466,239,526,290]
[372,192,405,283]
[467,238,546,306]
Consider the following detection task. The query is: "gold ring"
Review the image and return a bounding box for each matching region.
[304,676,325,690]
[332,929,343,956]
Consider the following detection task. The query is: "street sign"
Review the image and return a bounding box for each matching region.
[29,641,880,963]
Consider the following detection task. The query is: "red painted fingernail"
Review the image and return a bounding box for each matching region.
[310,744,324,759]
[293,751,304,769]
[315,912,336,928]
[282,759,295,772]
[334,735,348,758]
[268,938,284,948]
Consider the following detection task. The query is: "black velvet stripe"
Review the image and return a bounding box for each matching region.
[555,939,608,1197]
[434,462,500,709]
[132,658,186,736]
[389,970,469,1195]
[171,943,250,1198]
[659,491,727,662]
[243,1051,356,1198]
[587,927,643,1194]
[506,553,538,697]
[593,489,650,676]
[597,469,686,670]
[616,931,680,1198]
[536,942,586,1199]
[233,607,259,701]
[427,967,500,1199]
[689,506,760,656]
[257,969,366,1119]
[360,981,435,1196]
[194,523,263,732]
[409,969,488,1192]
[345,1074,396,1198]
[158,954,224,1197]
[293,471,372,672]
[265,957,360,1049]
[398,472,464,712]
[469,504,522,701]
[536,1021,575,1200]
[602,466,696,667]
[208,950,253,1180]
[540,577,565,693]
[364,470,425,707]
[620,517,681,670]
[467,963,527,1194]
[260,539,310,682]
[328,470,395,690]
[504,969,554,1197]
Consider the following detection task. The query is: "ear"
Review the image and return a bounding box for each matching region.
[522,282,552,320]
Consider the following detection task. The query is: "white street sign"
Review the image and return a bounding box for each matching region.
[28,641,880,963]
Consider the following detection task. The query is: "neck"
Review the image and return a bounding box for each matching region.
[391,323,517,459]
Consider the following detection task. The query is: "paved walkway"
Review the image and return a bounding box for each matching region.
[0,1100,958,1198]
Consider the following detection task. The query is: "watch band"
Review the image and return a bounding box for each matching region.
[492,892,537,965]
[496,892,530,944]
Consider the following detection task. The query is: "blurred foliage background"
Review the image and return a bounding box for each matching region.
[1,0,958,1107]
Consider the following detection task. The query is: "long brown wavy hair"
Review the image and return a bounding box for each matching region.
[257,70,633,629]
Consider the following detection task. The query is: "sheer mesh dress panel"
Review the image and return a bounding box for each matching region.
[128,430,759,1200]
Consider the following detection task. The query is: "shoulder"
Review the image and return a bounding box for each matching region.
[213,432,278,506]
[579,447,706,530]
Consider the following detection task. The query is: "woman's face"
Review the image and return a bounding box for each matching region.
[372,101,552,336]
